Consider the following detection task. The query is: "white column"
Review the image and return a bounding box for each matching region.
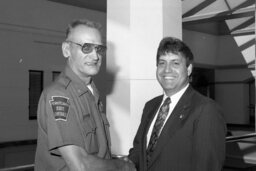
[107,0,182,155]
[255,15,256,132]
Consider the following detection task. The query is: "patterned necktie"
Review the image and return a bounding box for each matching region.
[146,97,171,164]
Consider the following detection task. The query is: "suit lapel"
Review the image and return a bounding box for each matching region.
[143,96,163,135]
[140,96,163,169]
[147,86,195,168]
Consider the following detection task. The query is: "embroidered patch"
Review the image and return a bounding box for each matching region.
[49,96,70,121]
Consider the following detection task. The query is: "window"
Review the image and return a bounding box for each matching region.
[29,70,43,120]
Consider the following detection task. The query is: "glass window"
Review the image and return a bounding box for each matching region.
[29,70,43,120]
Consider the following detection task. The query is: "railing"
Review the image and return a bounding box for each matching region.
[0,140,36,171]
[0,164,34,171]
[1,133,256,170]
[226,132,256,142]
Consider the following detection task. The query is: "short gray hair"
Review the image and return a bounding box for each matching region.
[65,19,102,39]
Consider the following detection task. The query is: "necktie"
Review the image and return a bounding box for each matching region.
[146,97,171,164]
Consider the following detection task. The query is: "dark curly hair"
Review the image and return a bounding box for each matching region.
[156,37,194,67]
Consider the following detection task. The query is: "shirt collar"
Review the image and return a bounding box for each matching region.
[63,64,93,96]
[163,84,189,103]
[64,64,85,84]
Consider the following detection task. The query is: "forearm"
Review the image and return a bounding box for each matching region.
[59,145,135,171]
[83,154,135,171]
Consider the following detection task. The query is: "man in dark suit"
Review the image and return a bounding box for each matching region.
[128,37,227,171]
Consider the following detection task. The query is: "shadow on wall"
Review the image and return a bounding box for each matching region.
[94,41,119,107]
[94,41,124,153]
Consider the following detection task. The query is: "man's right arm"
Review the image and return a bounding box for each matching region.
[59,145,136,171]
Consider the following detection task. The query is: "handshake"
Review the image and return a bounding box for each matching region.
[112,155,137,171]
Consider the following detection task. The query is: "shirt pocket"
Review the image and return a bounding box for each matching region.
[82,113,98,154]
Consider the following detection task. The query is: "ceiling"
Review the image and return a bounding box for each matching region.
[48,0,106,12]
[182,0,255,36]
[47,0,255,36]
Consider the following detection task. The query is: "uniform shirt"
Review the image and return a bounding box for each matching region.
[146,84,189,147]
[35,64,111,171]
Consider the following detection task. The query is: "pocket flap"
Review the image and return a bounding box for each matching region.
[83,113,97,135]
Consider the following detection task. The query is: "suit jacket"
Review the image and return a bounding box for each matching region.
[129,85,226,171]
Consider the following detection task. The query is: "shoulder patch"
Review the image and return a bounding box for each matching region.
[49,96,70,121]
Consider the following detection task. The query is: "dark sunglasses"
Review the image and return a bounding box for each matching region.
[66,40,106,55]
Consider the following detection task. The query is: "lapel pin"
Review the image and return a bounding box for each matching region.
[179,114,184,119]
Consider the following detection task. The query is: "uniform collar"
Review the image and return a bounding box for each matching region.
[63,64,99,97]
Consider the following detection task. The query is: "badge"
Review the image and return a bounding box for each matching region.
[49,96,70,121]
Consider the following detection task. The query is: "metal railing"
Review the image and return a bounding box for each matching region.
[226,132,256,142]
[0,164,34,171]
[1,133,256,170]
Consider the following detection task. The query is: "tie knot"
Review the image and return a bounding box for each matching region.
[163,97,171,105]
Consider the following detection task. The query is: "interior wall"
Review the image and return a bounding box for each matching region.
[217,35,255,66]
[107,0,182,155]
[0,0,106,142]
[183,29,254,125]
[1,0,253,145]
[183,30,218,65]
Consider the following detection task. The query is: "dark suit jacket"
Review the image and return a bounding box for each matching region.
[129,86,226,171]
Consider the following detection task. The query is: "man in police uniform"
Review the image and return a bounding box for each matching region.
[35,19,136,171]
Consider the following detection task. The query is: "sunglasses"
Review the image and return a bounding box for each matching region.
[66,40,106,56]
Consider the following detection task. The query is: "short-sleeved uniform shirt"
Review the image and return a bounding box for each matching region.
[35,65,111,171]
